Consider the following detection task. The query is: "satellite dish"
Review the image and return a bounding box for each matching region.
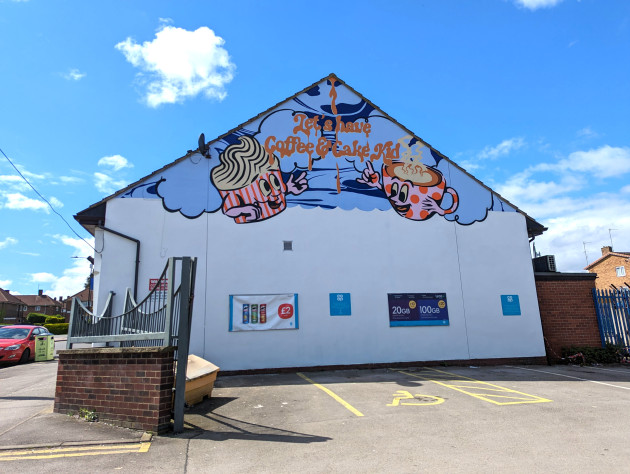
[198,133,210,157]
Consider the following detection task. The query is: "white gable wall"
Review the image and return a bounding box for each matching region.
[94,198,545,371]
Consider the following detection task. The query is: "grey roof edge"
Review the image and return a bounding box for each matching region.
[75,73,546,237]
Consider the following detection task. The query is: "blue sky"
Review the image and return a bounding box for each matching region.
[1,0,629,297]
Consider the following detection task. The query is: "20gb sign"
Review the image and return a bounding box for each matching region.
[388,293,449,327]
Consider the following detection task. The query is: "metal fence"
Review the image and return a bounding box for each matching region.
[593,288,630,349]
[66,257,195,349]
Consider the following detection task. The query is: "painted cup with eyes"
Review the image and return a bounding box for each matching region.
[382,163,459,220]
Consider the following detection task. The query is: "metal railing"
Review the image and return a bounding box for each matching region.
[66,257,195,349]
[593,288,630,348]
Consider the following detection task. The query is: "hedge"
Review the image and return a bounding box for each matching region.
[561,344,629,364]
[45,315,65,324]
[44,323,69,335]
[26,313,47,324]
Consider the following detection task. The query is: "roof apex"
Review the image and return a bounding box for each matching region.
[75,73,546,238]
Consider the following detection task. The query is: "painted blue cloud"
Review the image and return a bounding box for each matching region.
[155,153,222,218]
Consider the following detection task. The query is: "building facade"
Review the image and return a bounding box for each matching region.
[585,246,630,290]
[0,288,26,323]
[76,75,547,371]
[17,290,63,317]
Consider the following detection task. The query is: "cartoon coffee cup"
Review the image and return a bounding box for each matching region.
[358,161,458,221]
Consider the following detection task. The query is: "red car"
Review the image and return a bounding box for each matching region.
[0,325,52,364]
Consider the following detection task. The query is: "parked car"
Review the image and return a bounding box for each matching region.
[0,325,53,364]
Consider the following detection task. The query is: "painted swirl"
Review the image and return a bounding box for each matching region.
[211,136,277,191]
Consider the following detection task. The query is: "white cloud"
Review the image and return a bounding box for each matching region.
[98,155,133,171]
[116,25,235,107]
[490,143,630,273]
[514,0,564,10]
[0,175,29,192]
[31,272,57,283]
[50,197,64,208]
[20,169,46,180]
[478,137,525,160]
[94,172,128,194]
[458,160,481,172]
[577,126,597,139]
[0,237,18,249]
[532,145,630,179]
[532,197,630,272]
[64,68,86,81]
[496,173,584,211]
[2,192,48,212]
[36,235,95,298]
[0,279,12,287]
[60,176,85,184]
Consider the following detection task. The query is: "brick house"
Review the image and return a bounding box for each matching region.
[0,288,27,324]
[61,288,92,322]
[16,290,63,317]
[585,246,630,290]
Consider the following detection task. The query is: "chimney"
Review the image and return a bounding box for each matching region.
[602,246,613,256]
[38,289,43,296]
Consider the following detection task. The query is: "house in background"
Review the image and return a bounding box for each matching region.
[0,288,26,323]
[16,290,62,317]
[585,246,630,290]
[61,288,92,322]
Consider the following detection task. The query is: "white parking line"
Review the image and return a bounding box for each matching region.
[508,366,630,391]
[581,366,630,375]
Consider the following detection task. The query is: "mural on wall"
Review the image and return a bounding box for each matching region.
[121,75,516,224]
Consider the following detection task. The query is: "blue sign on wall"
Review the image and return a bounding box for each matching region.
[388,293,449,327]
[501,295,521,316]
[330,293,351,316]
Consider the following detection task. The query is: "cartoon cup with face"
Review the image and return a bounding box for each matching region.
[211,136,308,223]
[357,161,458,220]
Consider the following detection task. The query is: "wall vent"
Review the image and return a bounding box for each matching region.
[533,255,557,272]
[283,241,293,251]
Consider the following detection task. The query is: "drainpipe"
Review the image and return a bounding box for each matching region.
[97,225,140,300]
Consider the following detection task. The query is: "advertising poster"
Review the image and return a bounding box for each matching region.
[229,294,298,332]
[388,293,449,327]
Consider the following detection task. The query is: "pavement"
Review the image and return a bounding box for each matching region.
[0,336,147,452]
[2,339,630,472]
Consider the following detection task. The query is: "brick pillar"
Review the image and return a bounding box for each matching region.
[54,347,175,433]
[534,272,601,362]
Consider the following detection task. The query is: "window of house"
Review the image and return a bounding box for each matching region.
[616,266,626,277]
[35,306,41,311]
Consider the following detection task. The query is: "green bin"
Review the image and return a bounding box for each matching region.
[35,335,55,361]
